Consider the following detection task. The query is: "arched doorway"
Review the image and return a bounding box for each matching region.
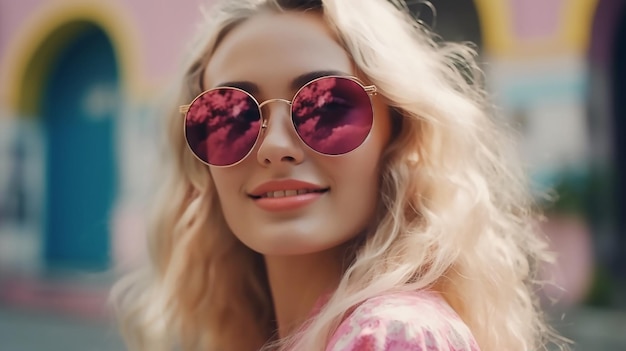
[35,22,120,270]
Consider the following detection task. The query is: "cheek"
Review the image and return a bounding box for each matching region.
[328,132,388,214]
[209,169,253,245]
[349,109,391,206]
[326,157,381,244]
[209,169,241,213]
[341,164,380,210]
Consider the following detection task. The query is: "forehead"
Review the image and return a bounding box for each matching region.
[204,11,354,90]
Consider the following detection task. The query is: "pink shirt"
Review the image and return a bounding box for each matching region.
[325,291,480,351]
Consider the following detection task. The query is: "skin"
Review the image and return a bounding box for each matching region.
[203,11,392,337]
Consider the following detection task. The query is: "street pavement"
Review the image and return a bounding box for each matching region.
[1,275,625,351]
[3,305,626,351]
[552,306,626,351]
[0,305,124,351]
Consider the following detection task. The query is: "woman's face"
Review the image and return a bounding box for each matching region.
[203,11,391,256]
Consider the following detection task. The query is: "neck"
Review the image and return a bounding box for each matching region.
[264,245,348,339]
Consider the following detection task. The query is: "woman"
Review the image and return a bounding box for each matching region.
[112,0,568,350]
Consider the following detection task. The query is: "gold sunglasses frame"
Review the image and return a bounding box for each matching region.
[179,75,377,167]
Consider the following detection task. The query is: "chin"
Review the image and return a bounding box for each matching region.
[246,233,341,257]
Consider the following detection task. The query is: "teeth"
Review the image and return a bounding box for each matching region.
[262,189,321,198]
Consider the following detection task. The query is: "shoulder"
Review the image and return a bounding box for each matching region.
[326,290,480,351]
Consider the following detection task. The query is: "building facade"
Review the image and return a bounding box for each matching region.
[0,0,623,305]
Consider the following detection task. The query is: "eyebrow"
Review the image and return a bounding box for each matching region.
[214,69,350,94]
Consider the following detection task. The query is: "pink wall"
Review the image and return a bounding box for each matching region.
[510,0,565,40]
[0,0,213,99]
[0,0,42,58]
[123,0,209,86]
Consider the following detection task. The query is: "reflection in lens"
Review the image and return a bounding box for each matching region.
[292,77,373,155]
[185,88,261,165]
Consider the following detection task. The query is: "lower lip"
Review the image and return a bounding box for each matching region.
[252,192,324,212]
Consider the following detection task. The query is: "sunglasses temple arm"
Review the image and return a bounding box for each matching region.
[179,105,190,114]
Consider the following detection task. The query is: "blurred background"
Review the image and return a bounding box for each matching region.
[0,0,624,350]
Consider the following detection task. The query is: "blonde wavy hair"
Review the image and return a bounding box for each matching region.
[111,0,568,350]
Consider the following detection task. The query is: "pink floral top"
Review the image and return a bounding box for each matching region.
[325,291,480,351]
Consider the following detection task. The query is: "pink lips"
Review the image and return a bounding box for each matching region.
[249,179,329,212]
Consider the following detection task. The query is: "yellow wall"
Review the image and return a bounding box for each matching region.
[475,0,600,58]
[1,0,605,114]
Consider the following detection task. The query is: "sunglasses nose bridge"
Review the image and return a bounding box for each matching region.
[258,98,292,129]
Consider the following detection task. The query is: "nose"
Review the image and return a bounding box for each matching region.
[255,102,305,166]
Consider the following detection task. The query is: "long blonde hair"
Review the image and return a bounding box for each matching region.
[112,0,567,350]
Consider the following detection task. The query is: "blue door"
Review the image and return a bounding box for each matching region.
[42,25,119,270]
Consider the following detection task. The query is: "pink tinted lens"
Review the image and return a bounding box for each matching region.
[292,77,373,155]
[184,88,261,166]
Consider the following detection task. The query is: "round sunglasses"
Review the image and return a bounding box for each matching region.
[179,75,377,167]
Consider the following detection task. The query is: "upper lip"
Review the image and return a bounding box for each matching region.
[248,179,328,197]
